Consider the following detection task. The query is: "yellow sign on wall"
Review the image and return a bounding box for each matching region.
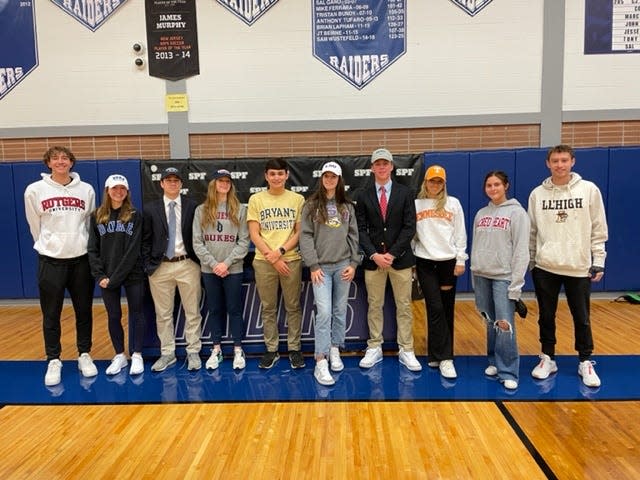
[165,94,189,112]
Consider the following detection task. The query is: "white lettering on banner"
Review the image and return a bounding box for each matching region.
[230,171,249,180]
[354,169,372,177]
[291,186,309,193]
[218,0,274,22]
[62,0,121,28]
[250,186,268,193]
[188,172,207,180]
[329,54,389,86]
[395,168,414,176]
[0,67,24,95]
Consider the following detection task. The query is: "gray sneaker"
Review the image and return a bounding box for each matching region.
[151,354,177,372]
[187,353,202,371]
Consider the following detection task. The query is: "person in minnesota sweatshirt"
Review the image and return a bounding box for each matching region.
[471,170,530,390]
[528,144,608,388]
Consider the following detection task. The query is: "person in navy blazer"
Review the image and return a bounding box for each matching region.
[355,148,422,372]
[142,167,202,372]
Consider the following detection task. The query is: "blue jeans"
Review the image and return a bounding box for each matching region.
[473,276,519,382]
[202,272,244,346]
[312,260,351,356]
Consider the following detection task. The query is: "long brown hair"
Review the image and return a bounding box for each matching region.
[200,178,241,229]
[306,175,352,224]
[95,188,135,224]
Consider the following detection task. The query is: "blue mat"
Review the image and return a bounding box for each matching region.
[1,355,637,405]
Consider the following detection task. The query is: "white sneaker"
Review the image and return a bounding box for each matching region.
[399,348,422,372]
[45,359,62,386]
[130,353,144,375]
[427,361,440,368]
[578,360,601,387]
[233,349,246,370]
[439,359,457,379]
[206,350,221,370]
[106,353,128,375]
[314,359,335,386]
[329,346,344,372]
[359,347,383,368]
[531,354,558,379]
[503,379,518,390]
[485,365,498,376]
[78,353,98,377]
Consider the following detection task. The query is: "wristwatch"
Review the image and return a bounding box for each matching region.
[278,246,286,255]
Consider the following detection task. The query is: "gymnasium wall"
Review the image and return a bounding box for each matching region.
[4,145,639,301]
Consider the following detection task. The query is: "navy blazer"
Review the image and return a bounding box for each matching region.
[141,194,199,275]
[355,181,416,270]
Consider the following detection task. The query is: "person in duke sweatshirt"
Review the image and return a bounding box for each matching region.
[88,174,146,377]
[299,161,360,386]
[24,146,97,387]
[193,169,250,371]
[471,171,530,390]
[528,144,608,388]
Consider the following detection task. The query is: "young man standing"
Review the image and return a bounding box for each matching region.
[24,146,97,386]
[356,148,422,372]
[142,167,203,372]
[248,158,305,370]
[528,144,608,388]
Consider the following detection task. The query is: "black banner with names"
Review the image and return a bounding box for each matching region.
[145,0,200,80]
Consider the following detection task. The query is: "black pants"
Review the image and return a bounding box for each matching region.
[38,254,94,361]
[415,258,457,362]
[531,267,594,361]
[101,281,145,354]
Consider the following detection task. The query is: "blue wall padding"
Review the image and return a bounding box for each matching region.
[3,151,638,299]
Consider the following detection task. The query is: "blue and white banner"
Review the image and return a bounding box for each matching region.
[0,1,38,101]
[585,0,640,54]
[215,0,280,26]
[50,0,129,32]
[312,0,406,90]
[449,0,493,17]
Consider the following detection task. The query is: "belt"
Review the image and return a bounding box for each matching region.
[163,255,188,262]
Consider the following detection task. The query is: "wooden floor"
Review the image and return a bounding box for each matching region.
[1,298,639,479]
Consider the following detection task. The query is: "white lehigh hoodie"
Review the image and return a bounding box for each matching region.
[24,172,96,259]
[528,172,608,277]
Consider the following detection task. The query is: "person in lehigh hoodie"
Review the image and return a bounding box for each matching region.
[471,171,530,390]
[24,146,97,387]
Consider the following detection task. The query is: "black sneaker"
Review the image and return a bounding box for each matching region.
[259,351,279,369]
[289,350,306,369]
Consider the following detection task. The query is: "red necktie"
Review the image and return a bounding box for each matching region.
[379,186,387,220]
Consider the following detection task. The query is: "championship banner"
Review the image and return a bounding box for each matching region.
[312,0,406,90]
[138,154,424,354]
[585,0,640,54]
[145,0,200,80]
[50,0,129,31]
[215,0,281,26]
[0,1,38,100]
[449,0,493,17]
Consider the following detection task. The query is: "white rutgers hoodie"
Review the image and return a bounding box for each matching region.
[528,172,608,277]
[24,172,96,259]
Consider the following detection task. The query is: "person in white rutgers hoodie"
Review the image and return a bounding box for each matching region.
[528,144,608,389]
[24,146,97,388]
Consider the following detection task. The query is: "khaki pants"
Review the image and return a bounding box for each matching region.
[148,259,202,355]
[364,266,414,351]
[253,258,302,352]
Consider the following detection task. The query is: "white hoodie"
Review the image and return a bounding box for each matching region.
[528,172,607,277]
[24,172,95,259]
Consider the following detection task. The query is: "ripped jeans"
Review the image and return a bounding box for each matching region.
[473,276,519,382]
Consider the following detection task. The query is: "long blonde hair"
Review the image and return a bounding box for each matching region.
[417,178,448,211]
[95,188,135,224]
[200,178,241,229]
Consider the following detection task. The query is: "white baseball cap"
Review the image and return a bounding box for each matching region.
[321,161,342,177]
[371,148,393,163]
[105,174,129,190]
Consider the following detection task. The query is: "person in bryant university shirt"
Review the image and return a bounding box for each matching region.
[87,174,146,377]
[142,167,203,372]
[355,147,422,372]
[528,144,608,388]
[24,146,97,387]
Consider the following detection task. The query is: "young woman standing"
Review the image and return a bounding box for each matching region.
[88,174,146,376]
[193,169,250,370]
[470,171,529,390]
[412,165,467,379]
[300,162,360,386]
